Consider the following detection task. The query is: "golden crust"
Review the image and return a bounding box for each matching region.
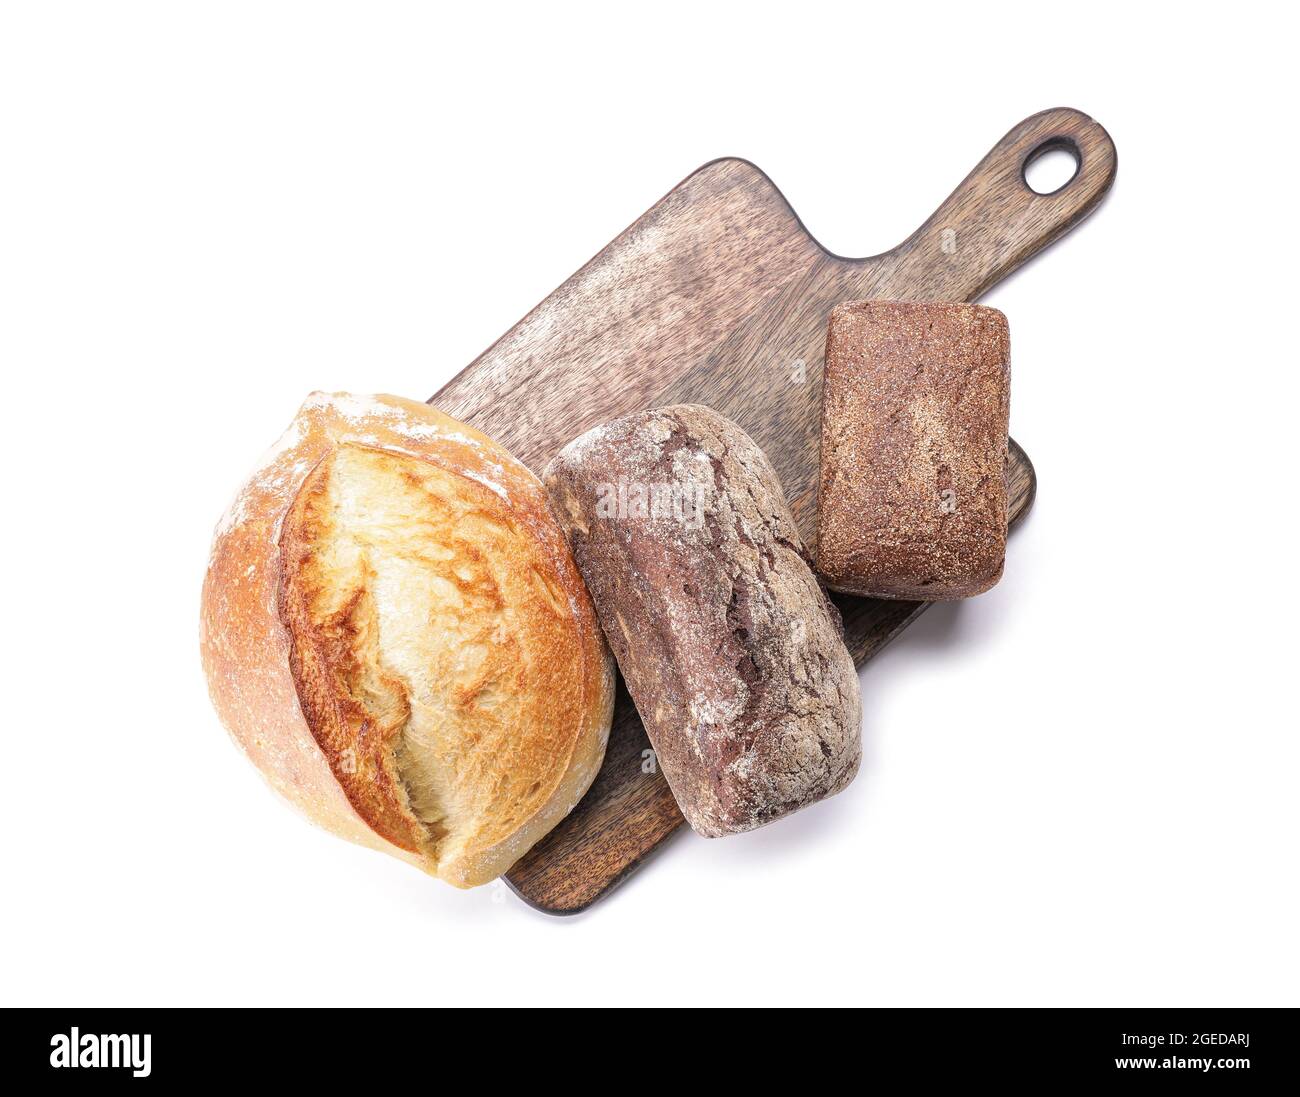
[200,393,614,887]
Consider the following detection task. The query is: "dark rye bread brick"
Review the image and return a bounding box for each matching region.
[543,405,861,838]
[817,301,1011,601]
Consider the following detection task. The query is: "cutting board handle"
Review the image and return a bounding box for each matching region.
[876,107,1117,301]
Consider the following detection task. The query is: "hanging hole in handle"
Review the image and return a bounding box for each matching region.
[1023,138,1081,196]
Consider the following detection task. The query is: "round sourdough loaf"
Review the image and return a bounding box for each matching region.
[200,393,614,887]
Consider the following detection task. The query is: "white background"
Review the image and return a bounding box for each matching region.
[2,2,1295,1007]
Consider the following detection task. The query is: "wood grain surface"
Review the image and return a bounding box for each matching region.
[430,107,1116,913]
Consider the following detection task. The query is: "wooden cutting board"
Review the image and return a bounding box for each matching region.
[431,107,1117,914]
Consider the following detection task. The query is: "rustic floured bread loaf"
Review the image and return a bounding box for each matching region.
[544,404,861,837]
[817,300,1011,601]
[200,393,615,887]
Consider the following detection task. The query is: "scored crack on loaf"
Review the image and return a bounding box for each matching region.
[544,404,862,837]
[200,392,615,887]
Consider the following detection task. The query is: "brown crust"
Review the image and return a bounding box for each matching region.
[543,405,861,837]
[199,393,614,887]
[816,301,1010,601]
